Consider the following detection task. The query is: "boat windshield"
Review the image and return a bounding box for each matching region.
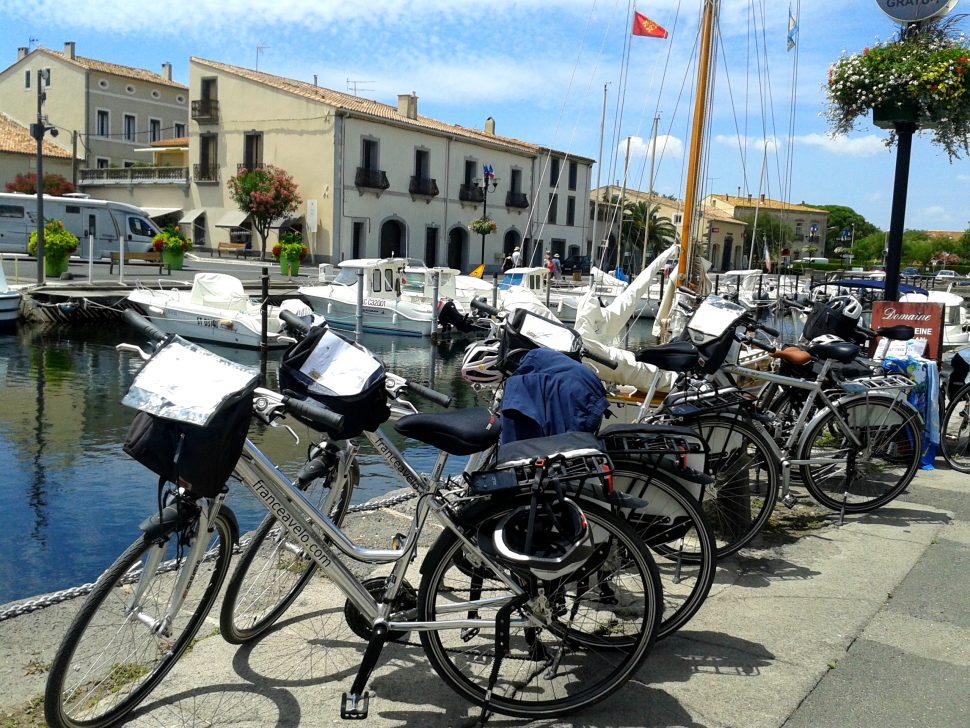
[332,268,361,286]
[498,273,523,291]
[402,271,425,294]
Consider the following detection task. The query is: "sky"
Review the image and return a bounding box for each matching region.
[1,0,968,233]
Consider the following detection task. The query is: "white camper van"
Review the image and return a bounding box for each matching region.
[0,193,161,259]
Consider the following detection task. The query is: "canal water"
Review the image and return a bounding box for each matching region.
[0,318,658,604]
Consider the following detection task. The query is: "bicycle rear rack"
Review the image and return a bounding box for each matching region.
[839,374,914,394]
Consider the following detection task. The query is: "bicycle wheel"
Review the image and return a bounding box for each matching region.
[607,463,715,639]
[220,458,357,644]
[45,509,233,728]
[690,414,780,559]
[799,395,922,512]
[417,499,660,720]
[941,383,970,473]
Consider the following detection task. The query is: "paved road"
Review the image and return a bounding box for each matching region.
[1,465,967,728]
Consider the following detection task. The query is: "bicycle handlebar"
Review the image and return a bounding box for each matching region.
[281,393,345,431]
[406,380,453,408]
[470,297,501,317]
[279,309,311,335]
[583,347,619,370]
[123,309,167,344]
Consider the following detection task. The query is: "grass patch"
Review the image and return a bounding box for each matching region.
[1,696,45,728]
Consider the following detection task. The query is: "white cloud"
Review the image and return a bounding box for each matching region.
[919,206,950,225]
[794,133,887,157]
[621,134,684,162]
[713,134,779,154]
[958,174,970,183]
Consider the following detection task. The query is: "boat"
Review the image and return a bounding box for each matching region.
[900,289,970,349]
[298,258,441,337]
[126,272,311,349]
[0,258,21,325]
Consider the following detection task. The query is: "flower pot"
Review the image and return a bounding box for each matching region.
[162,249,185,271]
[872,101,937,131]
[44,255,69,278]
[280,258,300,278]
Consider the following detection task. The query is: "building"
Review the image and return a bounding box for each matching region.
[179,57,593,268]
[703,193,830,262]
[0,42,187,184]
[0,111,74,185]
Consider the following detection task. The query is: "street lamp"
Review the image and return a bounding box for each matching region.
[31,68,57,285]
[474,164,498,266]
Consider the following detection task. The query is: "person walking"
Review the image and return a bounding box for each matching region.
[510,246,521,267]
[552,253,563,279]
[502,252,514,272]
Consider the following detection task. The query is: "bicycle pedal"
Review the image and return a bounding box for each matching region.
[782,493,798,509]
[340,691,369,720]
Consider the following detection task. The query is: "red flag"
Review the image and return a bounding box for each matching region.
[632,10,668,39]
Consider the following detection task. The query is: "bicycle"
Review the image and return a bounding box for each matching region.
[44,311,662,727]
[941,379,970,472]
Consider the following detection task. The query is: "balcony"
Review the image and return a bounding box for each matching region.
[355,167,390,192]
[191,99,220,123]
[506,191,529,209]
[193,163,220,184]
[459,183,484,203]
[78,166,189,187]
[408,176,439,199]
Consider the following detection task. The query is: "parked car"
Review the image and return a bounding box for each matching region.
[901,266,920,277]
[935,269,959,279]
[561,254,592,275]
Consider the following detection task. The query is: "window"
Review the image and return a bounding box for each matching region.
[200,77,217,100]
[149,118,161,143]
[425,227,438,266]
[96,157,110,169]
[65,205,80,214]
[549,158,560,187]
[123,160,136,168]
[0,205,24,218]
[547,194,558,225]
[566,196,576,226]
[510,168,522,193]
[352,221,366,259]
[128,216,155,237]
[43,68,51,86]
[361,138,379,170]
[24,70,30,89]
[384,268,394,292]
[96,110,110,137]
[673,213,683,224]
[124,114,136,142]
[243,131,263,169]
[415,148,430,179]
[568,161,578,191]
[199,133,217,168]
[464,159,477,186]
[174,122,186,138]
[371,270,381,293]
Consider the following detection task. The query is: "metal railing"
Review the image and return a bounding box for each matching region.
[191,99,219,122]
[458,183,484,203]
[408,176,439,197]
[355,167,390,190]
[78,166,189,185]
[193,163,220,183]
[506,191,529,208]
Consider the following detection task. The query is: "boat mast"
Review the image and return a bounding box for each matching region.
[677,0,718,282]
[590,83,608,265]
[644,114,659,269]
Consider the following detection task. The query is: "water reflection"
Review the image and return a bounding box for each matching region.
[0,319,658,603]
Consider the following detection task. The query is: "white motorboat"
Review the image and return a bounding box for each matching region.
[0,259,22,325]
[126,272,310,349]
[900,289,970,349]
[298,258,440,337]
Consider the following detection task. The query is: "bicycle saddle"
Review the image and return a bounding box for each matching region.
[771,347,812,366]
[876,324,915,341]
[634,341,700,372]
[806,340,860,363]
[394,407,501,455]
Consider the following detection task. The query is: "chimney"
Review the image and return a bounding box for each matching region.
[485,116,496,135]
[313,74,318,86]
[17,47,28,61]
[64,41,76,59]
[161,62,172,81]
[397,92,418,120]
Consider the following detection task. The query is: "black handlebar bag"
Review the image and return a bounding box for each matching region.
[497,307,583,374]
[279,325,389,439]
[121,336,260,498]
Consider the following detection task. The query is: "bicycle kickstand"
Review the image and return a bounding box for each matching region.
[340,623,389,720]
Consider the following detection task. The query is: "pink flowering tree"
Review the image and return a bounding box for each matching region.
[227,165,302,260]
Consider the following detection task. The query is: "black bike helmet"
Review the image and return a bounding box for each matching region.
[480,498,593,581]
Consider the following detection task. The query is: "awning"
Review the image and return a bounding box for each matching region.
[141,207,181,219]
[215,210,251,228]
[270,216,303,231]
[178,208,205,224]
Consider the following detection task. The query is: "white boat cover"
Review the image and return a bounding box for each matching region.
[189,273,250,312]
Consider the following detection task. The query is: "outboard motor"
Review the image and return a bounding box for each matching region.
[436,299,475,333]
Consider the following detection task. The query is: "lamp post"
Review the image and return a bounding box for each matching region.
[474,164,498,266]
[31,68,57,285]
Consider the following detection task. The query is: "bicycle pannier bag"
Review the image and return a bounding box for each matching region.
[279,325,389,438]
[121,336,260,498]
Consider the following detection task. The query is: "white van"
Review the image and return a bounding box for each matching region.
[0,193,161,259]
[800,257,829,265]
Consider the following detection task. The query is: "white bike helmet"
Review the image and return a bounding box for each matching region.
[826,295,863,321]
[460,339,503,385]
[480,498,593,581]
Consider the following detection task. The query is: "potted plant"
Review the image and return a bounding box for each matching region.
[468,217,498,236]
[151,226,192,271]
[273,231,308,279]
[825,20,970,159]
[28,219,78,277]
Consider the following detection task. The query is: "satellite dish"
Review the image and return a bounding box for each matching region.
[874,0,959,24]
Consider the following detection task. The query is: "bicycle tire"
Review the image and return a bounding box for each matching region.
[417,499,660,719]
[219,459,357,644]
[45,510,233,728]
[940,382,970,473]
[799,395,922,512]
[606,462,716,639]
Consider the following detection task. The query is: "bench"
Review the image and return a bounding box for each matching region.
[217,242,256,259]
[109,250,166,275]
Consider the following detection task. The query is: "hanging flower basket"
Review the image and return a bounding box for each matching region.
[825,21,970,158]
[468,217,498,236]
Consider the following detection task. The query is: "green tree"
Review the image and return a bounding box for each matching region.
[738,212,793,262]
[5,172,75,196]
[622,200,677,264]
[227,165,302,260]
[851,231,886,266]
[810,204,878,242]
[902,230,936,268]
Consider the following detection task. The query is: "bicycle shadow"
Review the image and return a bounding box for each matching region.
[852,506,952,528]
[714,553,823,590]
[129,682,301,727]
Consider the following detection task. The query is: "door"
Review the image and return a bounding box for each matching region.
[86,208,120,259]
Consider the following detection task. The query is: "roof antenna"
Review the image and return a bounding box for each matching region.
[28,36,39,52]
[255,43,269,71]
[346,79,373,96]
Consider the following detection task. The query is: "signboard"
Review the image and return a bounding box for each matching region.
[712,226,719,233]
[306,199,318,233]
[871,300,945,362]
[874,0,957,24]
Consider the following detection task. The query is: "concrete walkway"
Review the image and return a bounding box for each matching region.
[1,466,968,727]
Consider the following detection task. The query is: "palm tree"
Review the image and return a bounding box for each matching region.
[623,200,677,268]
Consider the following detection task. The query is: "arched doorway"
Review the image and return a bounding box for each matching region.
[503,230,521,256]
[721,235,734,272]
[447,227,468,271]
[379,219,406,258]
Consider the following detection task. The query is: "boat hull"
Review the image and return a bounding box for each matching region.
[300,289,434,337]
[0,291,20,324]
[126,301,288,348]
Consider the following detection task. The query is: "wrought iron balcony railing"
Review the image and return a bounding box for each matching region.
[355,167,390,190]
[193,163,220,183]
[459,183,484,203]
[506,191,529,209]
[409,176,439,197]
[190,99,219,123]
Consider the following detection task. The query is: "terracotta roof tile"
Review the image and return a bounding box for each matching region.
[0,113,72,158]
[191,57,593,162]
[709,194,828,215]
[29,48,186,89]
